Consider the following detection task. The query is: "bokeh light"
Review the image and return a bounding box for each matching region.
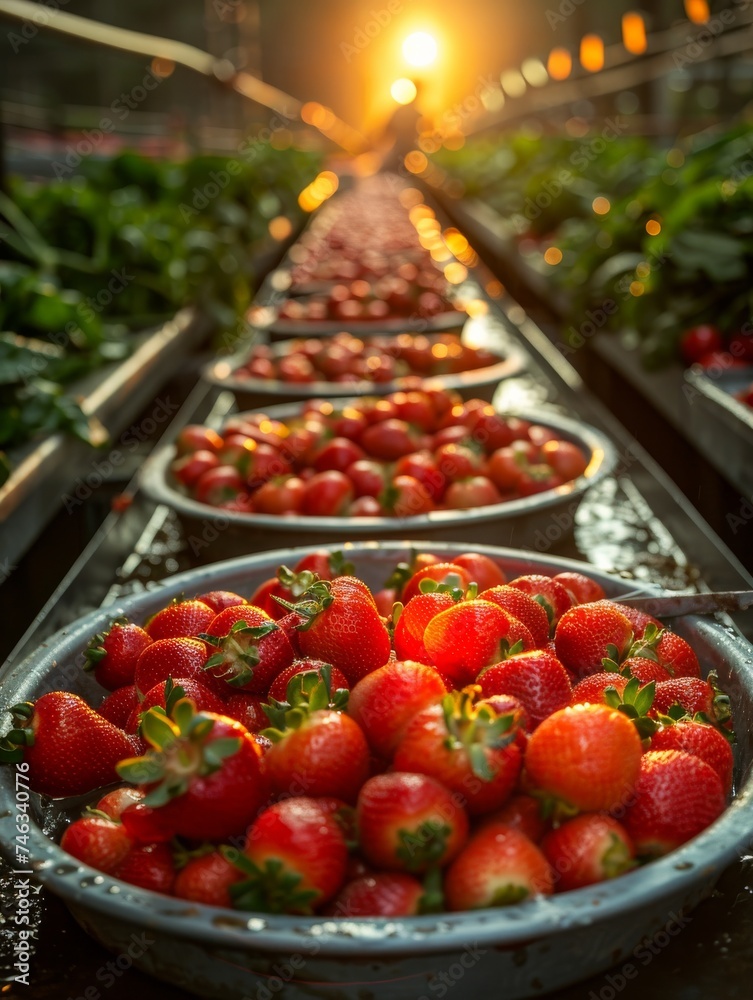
[390,78,418,105]
[403,32,438,68]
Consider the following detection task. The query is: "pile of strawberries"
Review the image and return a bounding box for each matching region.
[0,549,735,916]
[169,392,589,517]
[233,331,502,387]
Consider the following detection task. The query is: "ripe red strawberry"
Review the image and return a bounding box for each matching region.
[630,626,701,679]
[622,657,672,685]
[348,660,447,759]
[507,574,573,631]
[114,842,176,894]
[625,750,726,857]
[481,794,548,843]
[289,578,392,685]
[452,553,507,592]
[400,562,472,605]
[393,592,456,663]
[60,816,133,873]
[525,703,642,813]
[478,694,530,741]
[133,637,210,697]
[248,578,290,620]
[261,666,370,803]
[145,600,215,641]
[125,677,225,733]
[444,823,554,909]
[592,600,661,640]
[554,604,633,677]
[541,814,635,891]
[326,873,428,917]
[117,700,267,841]
[268,659,350,703]
[95,787,144,820]
[231,797,348,912]
[98,684,140,729]
[392,691,522,816]
[551,572,606,605]
[650,720,734,793]
[223,692,268,732]
[478,651,573,730]
[423,600,535,685]
[478,586,550,648]
[195,590,248,613]
[201,606,294,694]
[292,548,354,580]
[174,850,243,907]
[652,673,733,730]
[570,671,628,706]
[120,802,175,845]
[83,622,152,690]
[356,772,469,873]
[1,692,137,797]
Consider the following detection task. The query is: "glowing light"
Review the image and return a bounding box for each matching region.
[592,196,611,215]
[297,171,339,212]
[301,102,336,130]
[646,219,661,236]
[268,216,293,241]
[544,247,563,265]
[404,150,429,174]
[443,132,466,150]
[408,204,434,225]
[151,57,175,78]
[622,13,647,55]
[522,58,549,87]
[547,48,572,81]
[666,148,685,168]
[398,187,424,208]
[444,263,468,284]
[403,31,438,68]
[629,281,645,296]
[466,299,488,318]
[685,0,710,24]
[391,78,418,105]
[486,279,504,298]
[444,229,469,256]
[580,35,604,73]
[501,69,527,98]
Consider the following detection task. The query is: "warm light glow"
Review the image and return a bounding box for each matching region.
[635,262,651,279]
[399,187,424,208]
[444,228,469,256]
[646,219,661,236]
[466,299,488,318]
[444,263,468,284]
[629,281,645,296]
[297,171,339,212]
[408,204,435,225]
[547,48,572,81]
[151,57,175,78]
[501,69,527,99]
[685,0,710,24]
[268,216,293,241]
[301,102,336,130]
[521,58,549,87]
[622,13,647,55]
[581,35,604,72]
[486,279,504,298]
[403,31,438,68]
[592,196,611,215]
[544,247,563,265]
[391,78,418,105]
[404,150,429,174]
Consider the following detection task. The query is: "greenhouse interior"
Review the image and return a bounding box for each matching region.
[2,1,753,998]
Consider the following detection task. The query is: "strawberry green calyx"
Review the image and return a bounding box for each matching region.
[82,616,129,672]
[328,550,355,577]
[601,832,637,880]
[441,688,517,782]
[418,574,466,601]
[418,867,445,914]
[172,840,216,870]
[272,580,335,631]
[276,565,319,598]
[491,883,530,906]
[0,702,36,763]
[397,820,452,872]
[603,677,658,741]
[384,554,418,594]
[626,623,664,663]
[707,670,733,730]
[199,619,279,687]
[223,847,318,914]
[260,663,348,741]
[116,698,241,807]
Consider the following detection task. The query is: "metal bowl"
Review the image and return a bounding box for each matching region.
[140,404,618,560]
[267,308,467,340]
[201,329,528,410]
[1,541,752,1000]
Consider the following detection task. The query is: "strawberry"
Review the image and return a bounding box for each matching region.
[650,720,734,793]
[348,659,447,759]
[400,562,472,605]
[60,816,133,873]
[200,606,294,694]
[174,850,243,907]
[145,600,216,641]
[248,578,290,620]
[326,873,429,917]
[452,553,507,592]
[478,651,573,730]
[554,603,633,677]
[478,694,530,740]
[652,672,733,730]
[230,797,348,912]
[117,699,267,841]
[392,690,522,816]
[114,842,176,894]
[551,572,606,605]
[507,574,573,631]
[525,703,642,813]
[478,585,550,648]
[541,814,635,891]
[195,590,248,613]
[133,637,210,698]
[356,772,469,873]
[423,600,535,685]
[624,750,726,857]
[285,578,391,685]
[223,692,268,732]
[570,672,628,706]
[250,562,333,620]
[629,625,701,679]
[94,787,144,820]
[444,823,554,909]
[268,659,350,703]
[120,802,175,845]
[592,600,661,640]
[481,794,548,843]
[98,684,140,729]
[622,657,672,685]
[83,621,152,690]
[125,677,225,733]
[0,692,137,797]
[261,665,369,803]
[292,549,354,580]
[393,592,456,663]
